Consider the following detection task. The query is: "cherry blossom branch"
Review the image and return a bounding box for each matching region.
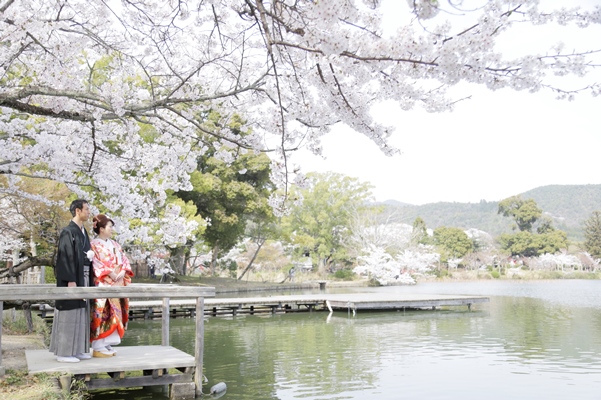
[254,0,290,199]
[0,0,15,13]
[89,123,97,172]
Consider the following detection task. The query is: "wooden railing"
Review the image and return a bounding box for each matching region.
[0,283,215,393]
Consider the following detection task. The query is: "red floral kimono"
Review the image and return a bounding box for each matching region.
[90,238,134,343]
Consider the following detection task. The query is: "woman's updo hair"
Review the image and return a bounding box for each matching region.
[92,214,115,235]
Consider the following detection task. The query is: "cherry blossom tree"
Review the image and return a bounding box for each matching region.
[532,252,582,271]
[353,244,438,285]
[395,245,440,273]
[345,219,413,257]
[353,245,416,285]
[1,0,600,244]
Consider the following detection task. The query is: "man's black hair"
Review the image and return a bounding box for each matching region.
[69,199,89,217]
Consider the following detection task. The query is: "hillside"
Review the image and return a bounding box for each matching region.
[382,184,601,242]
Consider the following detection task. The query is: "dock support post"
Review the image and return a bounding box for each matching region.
[162,298,170,346]
[59,375,72,395]
[0,301,4,376]
[170,382,195,399]
[194,297,205,396]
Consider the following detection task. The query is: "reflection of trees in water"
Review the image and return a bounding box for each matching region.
[203,314,380,398]
[121,320,163,346]
[492,296,601,365]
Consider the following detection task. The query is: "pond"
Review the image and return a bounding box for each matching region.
[91,280,601,399]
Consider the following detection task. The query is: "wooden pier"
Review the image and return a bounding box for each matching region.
[323,293,489,315]
[33,292,487,320]
[36,292,490,320]
[26,345,195,390]
[0,284,214,398]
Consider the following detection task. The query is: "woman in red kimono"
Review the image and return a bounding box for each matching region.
[90,214,134,357]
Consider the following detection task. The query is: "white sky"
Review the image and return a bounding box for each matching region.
[290,1,601,205]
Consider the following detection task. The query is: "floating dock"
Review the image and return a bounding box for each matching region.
[323,293,488,315]
[38,293,489,319]
[121,293,489,318]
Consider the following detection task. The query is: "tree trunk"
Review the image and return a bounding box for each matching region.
[318,255,331,275]
[238,238,265,280]
[210,244,220,276]
[183,253,190,276]
[22,302,33,333]
[7,250,14,283]
[170,246,187,275]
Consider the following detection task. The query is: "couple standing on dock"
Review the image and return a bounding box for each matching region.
[50,199,134,363]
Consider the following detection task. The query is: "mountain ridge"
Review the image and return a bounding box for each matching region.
[380,184,601,242]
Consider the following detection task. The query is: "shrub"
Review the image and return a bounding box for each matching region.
[333,269,355,281]
[44,266,57,284]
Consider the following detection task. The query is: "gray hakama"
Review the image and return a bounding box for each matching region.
[49,265,90,357]
[49,307,90,356]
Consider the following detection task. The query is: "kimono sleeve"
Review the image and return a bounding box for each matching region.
[55,229,77,283]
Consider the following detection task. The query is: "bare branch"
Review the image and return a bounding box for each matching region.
[0,0,16,13]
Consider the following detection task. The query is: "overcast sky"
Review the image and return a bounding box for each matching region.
[290,1,601,205]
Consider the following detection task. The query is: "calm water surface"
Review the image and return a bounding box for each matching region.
[92,280,601,399]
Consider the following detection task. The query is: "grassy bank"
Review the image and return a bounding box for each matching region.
[1,310,86,400]
[429,268,601,281]
[134,274,365,292]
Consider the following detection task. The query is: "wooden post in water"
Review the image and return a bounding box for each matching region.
[162,297,170,346]
[194,297,205,396]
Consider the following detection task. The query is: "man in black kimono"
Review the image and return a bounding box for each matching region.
[49,199,93,363]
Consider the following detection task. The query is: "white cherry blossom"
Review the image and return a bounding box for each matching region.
[1,0,599,244]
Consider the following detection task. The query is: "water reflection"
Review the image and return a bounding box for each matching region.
[92,280,601,400]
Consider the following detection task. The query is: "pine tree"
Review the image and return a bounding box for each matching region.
[583,211,601,259]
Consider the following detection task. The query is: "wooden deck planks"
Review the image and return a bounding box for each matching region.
[26,345,194,375]
[128,293,489,315]
[36,293,490,320]
[324,293,489,311]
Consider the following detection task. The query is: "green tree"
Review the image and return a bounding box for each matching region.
[498,196,542,232]
[281,172,373,273]
[176,118,275,275]
[499,230,568,257]
[583,211,601,259]
[498,196,568,257]
[433,226,473,261]
[411,217,430,246]
[499,232,538,257]
[536,215,555,234]
[538,231,568,255]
